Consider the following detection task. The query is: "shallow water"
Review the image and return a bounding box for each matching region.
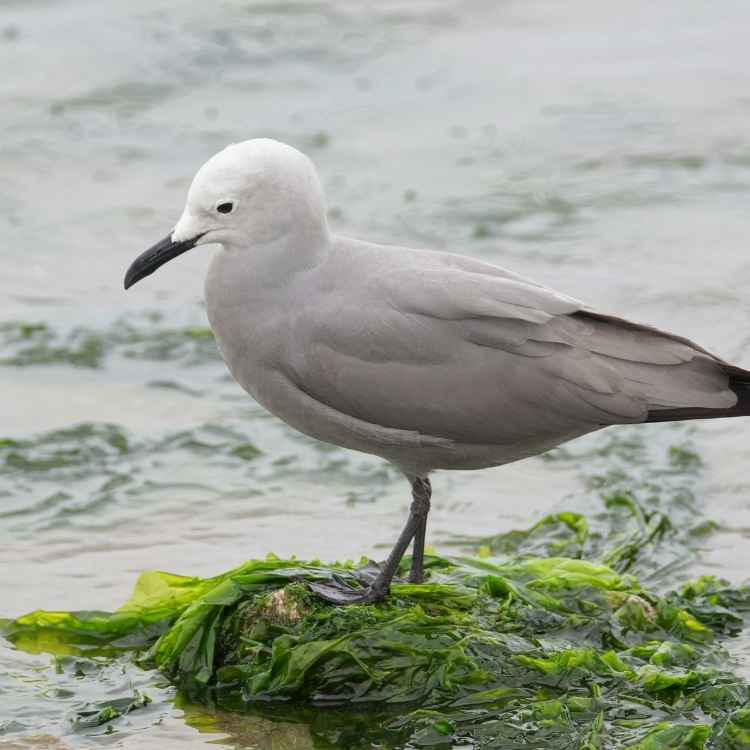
[2,0,750,745]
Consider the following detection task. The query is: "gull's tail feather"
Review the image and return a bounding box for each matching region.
[645,364,750,423]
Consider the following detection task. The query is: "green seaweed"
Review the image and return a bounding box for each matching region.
[449,430,706,595]
[0,423,130,476]
[4,536,750,747]
[0,315,219,368]
[72,690,151,730]
[0,422,264,482]
[4,438,750,747]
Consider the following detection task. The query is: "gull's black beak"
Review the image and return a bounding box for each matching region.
[123,233,203,290]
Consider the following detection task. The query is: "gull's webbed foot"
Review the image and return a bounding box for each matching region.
[308,578,388,605]
[309,476,432,606]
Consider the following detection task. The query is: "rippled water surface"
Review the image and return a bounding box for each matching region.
[2,0,750,746]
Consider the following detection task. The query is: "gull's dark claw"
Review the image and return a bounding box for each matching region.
[308,577,388,605]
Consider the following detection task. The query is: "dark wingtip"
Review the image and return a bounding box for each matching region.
[646,367,750,423]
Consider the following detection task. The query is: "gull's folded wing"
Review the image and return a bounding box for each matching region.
[288,240,743,445]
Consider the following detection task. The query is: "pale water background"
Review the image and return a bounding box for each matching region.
[2,0,750,746]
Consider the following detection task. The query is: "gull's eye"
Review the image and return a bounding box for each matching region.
[216,201,234,214]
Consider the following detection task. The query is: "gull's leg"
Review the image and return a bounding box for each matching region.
[408,477,431,584]
[309,475,431,605]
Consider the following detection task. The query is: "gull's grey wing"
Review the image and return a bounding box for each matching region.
[285,238,738,446]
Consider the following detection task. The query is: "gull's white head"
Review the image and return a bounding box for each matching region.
[124,138,328,289]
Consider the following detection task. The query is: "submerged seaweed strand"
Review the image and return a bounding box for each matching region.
[0,315,218,369]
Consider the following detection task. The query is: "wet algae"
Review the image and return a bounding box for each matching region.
[3,532,750,745]
[0,315,218,368]
[3,438,750,748]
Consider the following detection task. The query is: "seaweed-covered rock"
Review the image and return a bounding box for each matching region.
[4,439,750,748]
[4,548,750,749]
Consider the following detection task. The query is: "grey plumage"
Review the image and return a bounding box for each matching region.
[205,234,742,476]
[125,138,750,603]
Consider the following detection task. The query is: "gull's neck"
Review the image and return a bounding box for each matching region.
[205,223,330,319]
[231,218,329,278]
[204,224,329,386]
